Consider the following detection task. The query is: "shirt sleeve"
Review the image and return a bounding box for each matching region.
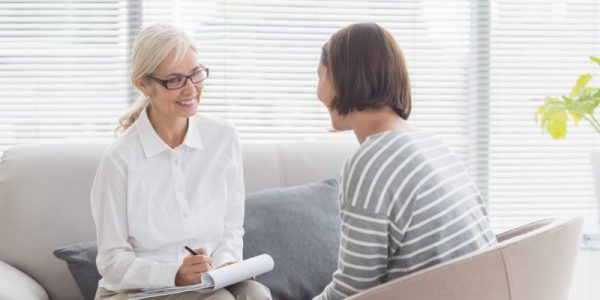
[90,154,180,292]
[211,129,245,266]
[313,158,390,300]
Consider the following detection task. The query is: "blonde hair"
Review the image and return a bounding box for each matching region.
[116,23,198,134]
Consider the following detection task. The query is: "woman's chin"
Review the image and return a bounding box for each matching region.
[330,120,351,132]
[330,125,348,132]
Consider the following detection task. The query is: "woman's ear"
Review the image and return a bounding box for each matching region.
[135,77,152,98]
[133,77,150,94]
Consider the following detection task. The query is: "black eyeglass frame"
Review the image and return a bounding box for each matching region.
[146,67,209,90]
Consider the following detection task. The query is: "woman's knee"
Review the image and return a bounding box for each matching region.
[168,289,235,300]
[227,280,271,300]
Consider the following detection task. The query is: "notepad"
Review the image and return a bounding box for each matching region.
[128,254,274,300]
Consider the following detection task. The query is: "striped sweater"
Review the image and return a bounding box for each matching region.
[314,129,496,300]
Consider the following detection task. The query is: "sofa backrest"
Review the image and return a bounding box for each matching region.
[347,216,584,300]
[0,141,357,300]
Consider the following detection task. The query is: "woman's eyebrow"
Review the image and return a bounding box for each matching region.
[165,65,201,77]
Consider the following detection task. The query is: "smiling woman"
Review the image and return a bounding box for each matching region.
[115,24,203,140]
[136,48,206,148]
[90,23,271,300]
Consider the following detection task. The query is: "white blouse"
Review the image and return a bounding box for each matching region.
[90,107,245,292]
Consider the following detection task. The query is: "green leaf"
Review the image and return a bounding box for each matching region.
[533,57,600,139]
[535,100,554,125]
[535,99,568,139]
[570,73,592,98]
[570,112,582,124]
[546,110,568,139]
[569,90,599,115]
[536,105,546,127]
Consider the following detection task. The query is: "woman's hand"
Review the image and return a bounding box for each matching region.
[175,247,213,286]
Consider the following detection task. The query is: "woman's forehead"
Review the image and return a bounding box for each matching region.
[156,49,198,75]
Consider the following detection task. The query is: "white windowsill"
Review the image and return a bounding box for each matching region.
[569,247,600,300]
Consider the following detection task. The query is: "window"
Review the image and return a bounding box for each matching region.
[0,0,131,147]
[1,0,598,231]
[489,0,599,231]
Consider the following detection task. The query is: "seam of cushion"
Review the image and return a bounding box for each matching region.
[500,249,512,300]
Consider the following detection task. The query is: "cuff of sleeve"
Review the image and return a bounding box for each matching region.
[148,262,180,288]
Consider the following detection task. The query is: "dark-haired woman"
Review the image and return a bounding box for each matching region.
[313,22,496,300]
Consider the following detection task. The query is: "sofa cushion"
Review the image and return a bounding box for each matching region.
[53,178,341,300]
[243,178,340,299]
[0,261,49,300]
[53,241,100,300]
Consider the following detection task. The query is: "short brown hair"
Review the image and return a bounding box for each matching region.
[320,22,412,119]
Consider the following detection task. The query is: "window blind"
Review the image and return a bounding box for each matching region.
[142,0,488,216]
[1,0,598,232]
[0,0,131,150]
[142,0,476,174]
[488,0,599,231]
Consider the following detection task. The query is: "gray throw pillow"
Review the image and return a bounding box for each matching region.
[52,178,341,300]
[53,241,101,300]
[244,178,341,300]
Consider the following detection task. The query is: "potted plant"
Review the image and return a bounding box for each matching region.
[535,56,600,223]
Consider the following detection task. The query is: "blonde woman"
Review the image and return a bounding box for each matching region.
[90,24,271,300]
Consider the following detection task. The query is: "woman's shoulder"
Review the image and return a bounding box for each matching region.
[101,127,144,163]
[344,129,443,176]
[356,129,433,155]
[190,115,240,147]
[191,115,236,133]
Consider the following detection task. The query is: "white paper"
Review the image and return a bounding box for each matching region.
[128,254,274,300]
[205,254,274,290]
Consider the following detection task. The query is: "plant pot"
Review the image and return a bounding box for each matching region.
[591,151,600,224]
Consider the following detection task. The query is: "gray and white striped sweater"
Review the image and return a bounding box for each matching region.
[314,130,496,300]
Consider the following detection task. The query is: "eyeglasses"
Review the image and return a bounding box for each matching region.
[147,67,209,90]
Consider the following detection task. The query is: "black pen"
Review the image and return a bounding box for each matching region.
[184,246,198,255]
[184,246,215,269]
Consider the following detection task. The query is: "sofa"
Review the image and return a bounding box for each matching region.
[0,142,584,300]
[0,141,358,300]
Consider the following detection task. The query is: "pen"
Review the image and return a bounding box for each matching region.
[184,246,198,255]
[184,246,215,269]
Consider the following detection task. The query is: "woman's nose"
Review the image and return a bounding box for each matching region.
[181,77,199,96]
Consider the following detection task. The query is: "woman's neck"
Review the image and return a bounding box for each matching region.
[350,108,411,144]
[147,107,188,149]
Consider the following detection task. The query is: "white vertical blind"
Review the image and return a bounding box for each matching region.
[488,0,599,231]
[1,0,598,232]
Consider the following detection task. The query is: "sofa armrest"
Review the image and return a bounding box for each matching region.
[0,261,49,300]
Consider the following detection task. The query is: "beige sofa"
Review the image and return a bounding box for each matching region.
[0,142,583,300]
[0,142,357,300]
